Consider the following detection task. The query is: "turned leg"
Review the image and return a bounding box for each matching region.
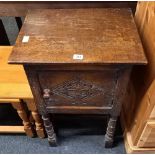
[42,114,57,146]
[24,99,45,138]
[105,116,117,148]
[11,101,35,137]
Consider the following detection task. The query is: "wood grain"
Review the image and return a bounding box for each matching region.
[9,9,147,65]
[0,46,44,137]
[0,46,28,83]
[11,100,35,137]
[130,1,155,146]
[0,126,25,133]
[125,132,155,153]
[122,2,155,152]
[25,99,45,138]
[137,121,155,147]
[0,2,137,16]
[0,46,33,99]
[10,8,146,147]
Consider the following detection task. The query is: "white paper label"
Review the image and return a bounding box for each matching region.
[73,54,83,60]
[22,36,29,43]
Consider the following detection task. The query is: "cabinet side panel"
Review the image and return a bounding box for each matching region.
[24,66,47,114]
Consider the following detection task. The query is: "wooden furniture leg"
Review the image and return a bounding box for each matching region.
[105,116,117,148]
[0,99,25,133]
[11,101,35,137]
[42,114,57,146]
[24,99,45,138]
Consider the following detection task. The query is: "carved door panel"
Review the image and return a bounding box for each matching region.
[38,70,117,109]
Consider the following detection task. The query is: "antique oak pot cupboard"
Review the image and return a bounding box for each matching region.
[9,8,147,148]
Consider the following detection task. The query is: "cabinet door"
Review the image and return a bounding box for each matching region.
[137,121,155,147]
[38,70,117,113]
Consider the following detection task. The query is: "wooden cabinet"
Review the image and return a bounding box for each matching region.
[9,8,146,148]
[138,121,155,148]
[122,2,155,153]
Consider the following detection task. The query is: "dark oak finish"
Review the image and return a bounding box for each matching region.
[9,9,147,148]
[9,9,146,65]
[0,2,137,16]
[39,70,116,108]
[105,116,117,148]
[42,114,57,146]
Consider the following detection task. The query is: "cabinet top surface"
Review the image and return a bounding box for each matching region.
[9,8,147,65]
